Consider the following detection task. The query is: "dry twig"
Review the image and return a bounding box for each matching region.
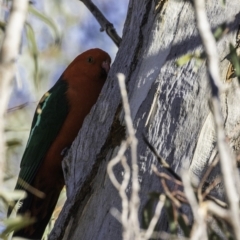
[197,156,219,202]
[161,178,181,208]
[182,167,208,240]
[118,73,140,239]
[143,135,182,181]
[152,165,182,186]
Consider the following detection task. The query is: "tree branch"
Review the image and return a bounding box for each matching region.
[182,168,208,240]
[79,0,122,47]
[0,0,28,187]
[118,73,140,239]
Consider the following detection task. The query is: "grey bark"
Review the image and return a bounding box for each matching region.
[49,1,240,239]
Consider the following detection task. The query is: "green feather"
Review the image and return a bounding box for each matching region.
[15,78,69,191]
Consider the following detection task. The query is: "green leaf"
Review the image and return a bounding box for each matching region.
[0,21,6,31]
[228,43,240,82]
[220,0,226,6]
[6,139,22,147]
[142,192,160,229]
[28,5,61,44]
[25,22,39,88]
[0,215,35,237]
[177,214,191,237]
[176,54,194,66]
[213,23,227,41]
[164,197,177,234]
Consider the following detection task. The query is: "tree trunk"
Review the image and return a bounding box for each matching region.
[49,1,240,239]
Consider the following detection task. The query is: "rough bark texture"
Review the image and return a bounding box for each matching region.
[49,1,240,239]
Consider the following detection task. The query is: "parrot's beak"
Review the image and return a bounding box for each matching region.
[102,60,111,74]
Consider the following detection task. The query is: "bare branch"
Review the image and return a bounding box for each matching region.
[197,156,219,202]
[107,142,131,236]
[17,178,45,199]
[120,156,131,234]
[7,102,28,112]
[201,177,221,200]
[79,0,122,47]
[161,178,181,208]
[107,141,128,190]
[152,165,183,186]
[182,168,208,240]
[193,0,240,239]
[143,135,182,181]
[206,200,230,223]
[205,195,227,208]
[117,73,140,239]
[0,0,28,186]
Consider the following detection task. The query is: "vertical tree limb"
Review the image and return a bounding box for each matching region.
[0,0,28,186]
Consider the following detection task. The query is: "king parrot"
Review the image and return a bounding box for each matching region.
[9,48,111,239]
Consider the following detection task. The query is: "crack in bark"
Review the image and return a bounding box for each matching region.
[223,91,229,128]
[127,0,153,84]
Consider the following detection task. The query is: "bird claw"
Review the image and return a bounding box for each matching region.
[61,147,69,157]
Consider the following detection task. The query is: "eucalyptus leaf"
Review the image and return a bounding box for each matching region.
[213,23,227,41]
[177,213,191,237]
[0,21,6,31]
[176,54,194,66]
[6,139,22,147]
[142,192,160,229]
[25,22,39,88]
[228,43,240,81]
[28,5,61,43]
[164,197,177,234]
[1,215,35,237]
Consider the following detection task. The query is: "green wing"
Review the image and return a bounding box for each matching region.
[15,78,69,190]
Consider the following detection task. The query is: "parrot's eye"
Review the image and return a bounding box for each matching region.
[87,57,94,63]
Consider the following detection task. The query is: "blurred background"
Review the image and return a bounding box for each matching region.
[0,0,128,237]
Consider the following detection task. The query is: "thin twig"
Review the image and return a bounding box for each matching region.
[107,141,128,190]
[182,168,208,240]
[7,102,28,112]
[152,165,183,186]
[202,176,221,200]
[172,191,188,204]
[79,0,122,47]
[205,195,227,208]
[174,194,188,204]
[118,73,141,239]
[120,156,131,235]
[197,156,219,202]
[17,178,45,199]
[161,178,181,208]
[143,135,182,181]
[0,0,28,187]
[205,200,230,223]
[193,0,240,239]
